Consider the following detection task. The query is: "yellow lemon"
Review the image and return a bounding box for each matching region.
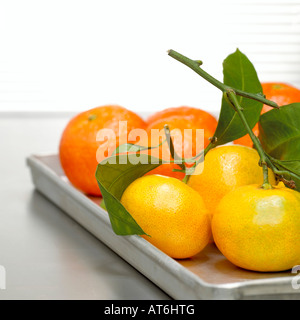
[187,145,276,215]
[121,175,211,259]
[212,184,300,272]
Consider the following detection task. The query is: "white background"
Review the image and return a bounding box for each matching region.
[1,0,300,115]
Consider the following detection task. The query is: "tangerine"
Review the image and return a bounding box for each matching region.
[234,82,300,147]
[212,184,300,272]
[145,106,218,179]
[187,145,276,216]
[59,105,146,196]
[121,175,211,259]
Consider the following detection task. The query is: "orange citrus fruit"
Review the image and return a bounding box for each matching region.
[212,184,300,272]
[120,175,211,259]
[187,145,276,216]
[59,105,146,196]
[261,82,300,112]
[145,106,218,179]
[234,82,300,147]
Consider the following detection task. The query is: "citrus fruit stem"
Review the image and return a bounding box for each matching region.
[163,124,186,171]
[262,165,273,190]
[167,49,279,109]
[226,90,272,188]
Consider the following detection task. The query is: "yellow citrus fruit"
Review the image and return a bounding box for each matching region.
[212,184,300,272]
[187,145,276,215]
[121,175,211,259]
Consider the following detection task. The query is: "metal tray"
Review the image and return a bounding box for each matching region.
[26,154,300,300]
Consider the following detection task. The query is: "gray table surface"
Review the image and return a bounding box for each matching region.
[0,112,170,300]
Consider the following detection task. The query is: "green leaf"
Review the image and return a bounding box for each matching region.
[100,199,107,210]
[95,153,164,235]
[213,49,263,146]
[112,140,166,156]
[111,143,150,156]
[259,103,300,160]
[259,104,300,191]
[275,160,300,176]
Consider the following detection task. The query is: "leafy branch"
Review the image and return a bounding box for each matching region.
[168,49,299,190]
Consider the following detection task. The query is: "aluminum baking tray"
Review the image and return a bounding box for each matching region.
[26,154,300,300]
